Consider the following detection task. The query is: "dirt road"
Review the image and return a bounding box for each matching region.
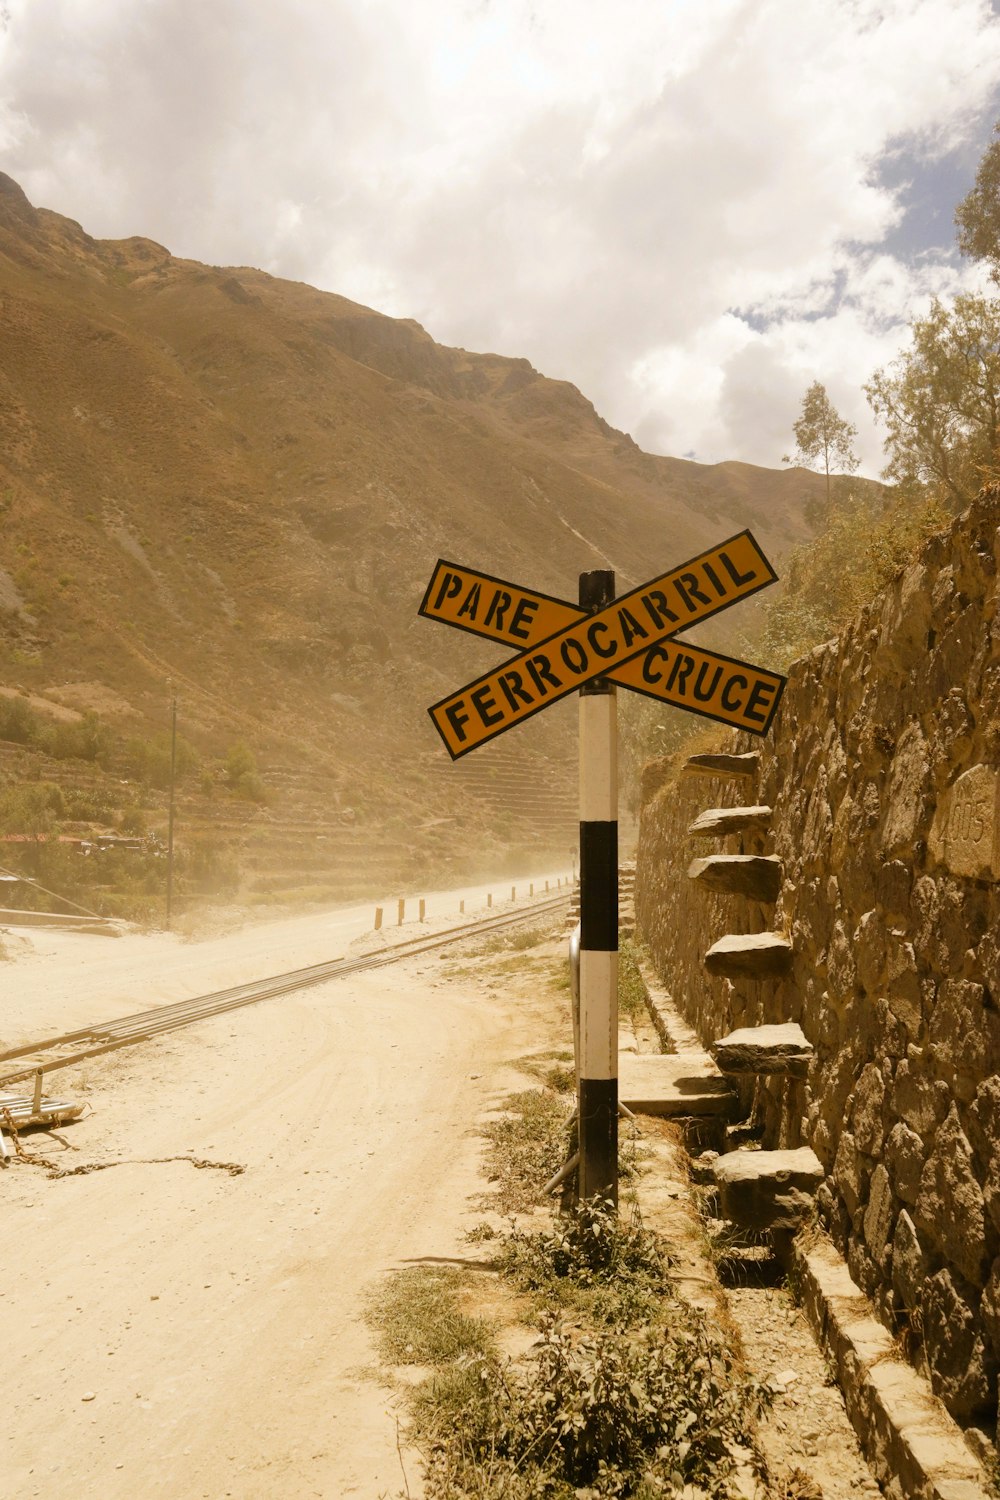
[2,906,561,1498]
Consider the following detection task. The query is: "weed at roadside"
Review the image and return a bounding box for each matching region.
[699,1212,780,1289]
[783,1257,804,1306]
[543,1061,574,1094]
[482,1087,574,1214]
[477,926,553,956]
[377,920,769,1499]
[413,1309,767,1499]
[618,938,647,1022]
[364,1265,495,1366]
[464,1221,498,1245]
[394,1175,769,1498]
[499,1197,672,1328]
[515,1052,575,1094]
[548,958,571,994]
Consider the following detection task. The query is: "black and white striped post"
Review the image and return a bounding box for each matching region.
[577,568,618,1204]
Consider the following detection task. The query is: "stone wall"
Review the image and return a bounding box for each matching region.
[635,492,1000,1425]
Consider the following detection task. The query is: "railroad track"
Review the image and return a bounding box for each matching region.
[0,893,571,1098]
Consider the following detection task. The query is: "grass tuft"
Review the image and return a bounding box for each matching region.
[482,1088,574,1213]
[363,1265,495,1366]
[477,925,552,956]
[618,938,648,1022]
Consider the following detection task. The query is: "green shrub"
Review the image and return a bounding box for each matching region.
[63,790,119,822]
[224,741,267,802]
[43,711,114,765]
[0,695,38,744]
[123,732,199,788]
[232,770,267,803]
[0,702,118,765]
[500,1198,672,1327]
[0,781,65,836]
[750,490,951,669]
[117,807,147,836]
[415,1311,765,1499]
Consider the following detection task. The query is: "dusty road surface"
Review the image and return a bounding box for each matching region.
[1,868,570,1039]
[1,895,567,1498]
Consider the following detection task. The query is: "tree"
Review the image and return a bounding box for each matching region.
[0,695,37,745]
[956,122,1000,280]
[783,382,859,510]
[224,741,267,803]
[224,740,257,788]
[617,695,699,814]
[750,490,949,669]
[865,294,1000,508]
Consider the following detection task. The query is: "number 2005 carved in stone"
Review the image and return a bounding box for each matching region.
[929,764,1000,879]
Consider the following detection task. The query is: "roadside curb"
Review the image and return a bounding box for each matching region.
[791,1232,991,1500]
[633,949,704,1056]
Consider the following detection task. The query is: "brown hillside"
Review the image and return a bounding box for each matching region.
[0,172,825,900]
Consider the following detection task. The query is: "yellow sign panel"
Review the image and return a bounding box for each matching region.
[610,642,784,734]
[422,557,785,735]
[419,560,577,645]
[427,530,779,759]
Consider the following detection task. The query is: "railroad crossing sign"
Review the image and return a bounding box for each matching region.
[420,530,785,1205]
[421,531,785,758]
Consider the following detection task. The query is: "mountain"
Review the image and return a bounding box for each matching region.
[0,172,825,903]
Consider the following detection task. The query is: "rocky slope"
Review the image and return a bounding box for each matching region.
[0,171,824,894]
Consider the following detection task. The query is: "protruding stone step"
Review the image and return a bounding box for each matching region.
[619,1054,737,1119]
[710,1022,813,1078]
[688,806,772,838]
[712,1147,824,1230]
[704,932,793,979]
[682,752,760,779]
[687,854,782,901]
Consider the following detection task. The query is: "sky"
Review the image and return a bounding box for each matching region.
[2,0,999,476]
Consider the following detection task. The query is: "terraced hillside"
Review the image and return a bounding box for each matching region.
[0,171,825,907]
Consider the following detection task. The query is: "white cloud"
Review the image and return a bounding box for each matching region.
[2,0,1000,473]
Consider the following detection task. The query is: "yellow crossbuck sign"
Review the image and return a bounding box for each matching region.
[421,530,786,759]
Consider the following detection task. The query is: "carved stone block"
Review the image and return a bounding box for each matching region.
[929,764,1000,879]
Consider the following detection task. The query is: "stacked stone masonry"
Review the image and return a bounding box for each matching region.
[636,492,1000,1429]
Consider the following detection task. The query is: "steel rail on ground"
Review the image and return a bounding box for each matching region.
[0,893,571,1092]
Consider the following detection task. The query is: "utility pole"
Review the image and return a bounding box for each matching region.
[577,569,618,1203]
[166,695,177,930]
